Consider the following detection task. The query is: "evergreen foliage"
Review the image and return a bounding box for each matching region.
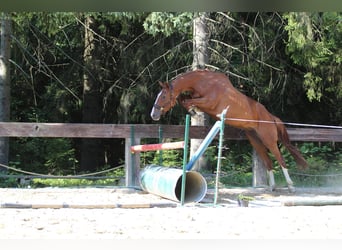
[1,12,341,187]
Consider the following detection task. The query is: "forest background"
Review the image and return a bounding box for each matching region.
[0,12,341,187]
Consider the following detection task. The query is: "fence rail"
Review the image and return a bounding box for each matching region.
[1,122,341,186]
[0,122,341,141]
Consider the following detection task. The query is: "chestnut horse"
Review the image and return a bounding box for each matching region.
[150,69,308,192]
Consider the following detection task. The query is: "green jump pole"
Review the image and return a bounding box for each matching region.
[180,114,190,206]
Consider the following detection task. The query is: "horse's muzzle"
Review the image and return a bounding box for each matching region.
[150,109,161,121]
[151,114,161,121]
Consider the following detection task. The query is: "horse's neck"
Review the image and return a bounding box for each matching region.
[172,78,195,96]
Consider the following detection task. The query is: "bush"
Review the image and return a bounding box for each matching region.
[9,138,77,175]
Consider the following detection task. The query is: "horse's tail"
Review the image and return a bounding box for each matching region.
[275,117,308,169]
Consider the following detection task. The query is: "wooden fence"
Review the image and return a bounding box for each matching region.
[0,122,341,186]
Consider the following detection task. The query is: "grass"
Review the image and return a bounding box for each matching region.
[31,177,123,188]
[0,167,125,188]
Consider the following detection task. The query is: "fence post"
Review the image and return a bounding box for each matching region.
[125,126,140,187]
[252,149,268,187]
[158,126,163,165]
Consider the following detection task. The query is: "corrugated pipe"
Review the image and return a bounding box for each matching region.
[139,165,207,203]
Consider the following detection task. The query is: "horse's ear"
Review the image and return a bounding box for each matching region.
[159,81,170,89]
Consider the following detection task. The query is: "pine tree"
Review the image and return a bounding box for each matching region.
[0,13,11,172]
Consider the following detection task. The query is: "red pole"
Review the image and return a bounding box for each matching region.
[131,141,184,153]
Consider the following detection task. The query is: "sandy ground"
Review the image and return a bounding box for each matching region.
[1,186,342,239]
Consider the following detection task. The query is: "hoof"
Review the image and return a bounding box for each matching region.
[188,108,197,116]
[288,185,296,193]
[269,185,276,192]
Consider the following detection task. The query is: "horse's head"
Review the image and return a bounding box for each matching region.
[150,81,176,121]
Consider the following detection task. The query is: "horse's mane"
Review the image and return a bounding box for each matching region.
[171,68,222,84]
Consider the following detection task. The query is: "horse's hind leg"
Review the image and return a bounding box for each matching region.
[245,131,276,191]
[267,170,275,191]
[254,125,295,193]
[263,141,295,192]
[280,167,295,192]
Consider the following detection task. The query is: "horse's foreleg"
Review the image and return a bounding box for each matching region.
[182,96,218,110]
[178,95,198,116]
[180,102,197,116]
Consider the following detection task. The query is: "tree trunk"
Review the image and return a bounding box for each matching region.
[190,12,210,171]
[252,149,268,187]
[0,13,11,172]
[80,15,104,172]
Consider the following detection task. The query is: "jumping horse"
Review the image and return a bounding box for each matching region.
[150,69,308,192]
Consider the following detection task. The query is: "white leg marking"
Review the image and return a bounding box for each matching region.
[281,167,295,193]
[281,167,293,186]
[268,170,275,191]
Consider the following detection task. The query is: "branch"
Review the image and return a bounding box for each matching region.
[210,39,284,72]
[207,47,252,82]
[11,34,81,103]
[128,39,193,88]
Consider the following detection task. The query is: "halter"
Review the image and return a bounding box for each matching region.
[153,84,174,111]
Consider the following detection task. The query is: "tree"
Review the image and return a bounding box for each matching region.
[80,14,104,172]
[190,12,210,171]
[3,12,341,184]
[284,12,341,103]
[0,13,11,172]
